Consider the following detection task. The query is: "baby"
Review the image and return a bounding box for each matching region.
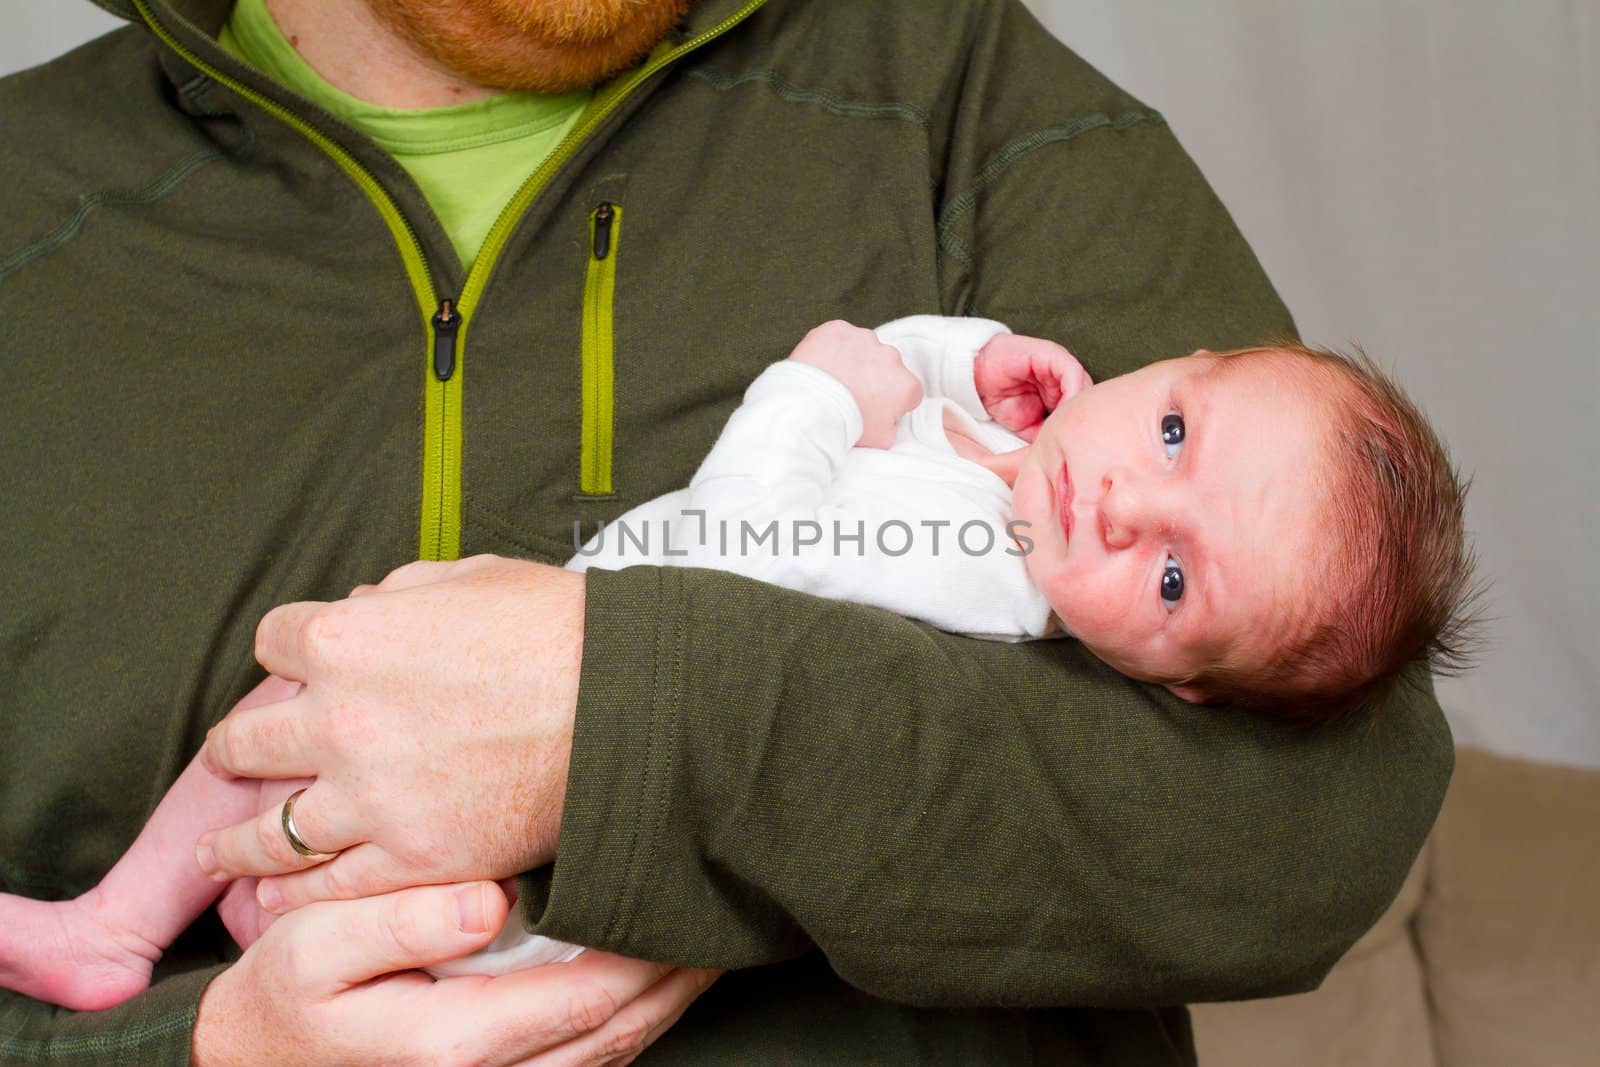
[0,315,1477,1008]
[572,314,1476,717]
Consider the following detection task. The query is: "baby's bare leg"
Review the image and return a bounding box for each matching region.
[217,775,308,949]
[0,675,296,1011]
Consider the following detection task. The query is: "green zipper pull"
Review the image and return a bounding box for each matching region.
[592,202,616,260]
[432,298,462,380]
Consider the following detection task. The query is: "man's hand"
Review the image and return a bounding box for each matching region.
[788,319,923,448]
[973,332,1092,440]
[193,881,721,1066]
[195,555,581,909]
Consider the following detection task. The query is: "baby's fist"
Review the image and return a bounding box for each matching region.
[789,320,922,449]
[974,333,1091,441]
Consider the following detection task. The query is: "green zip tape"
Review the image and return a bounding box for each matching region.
[580,203,621,496]
[127,0,455,559]
[134,0,768,562]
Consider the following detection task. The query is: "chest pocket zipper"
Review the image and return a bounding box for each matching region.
[580,202,620,497]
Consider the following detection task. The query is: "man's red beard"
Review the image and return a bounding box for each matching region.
[369,0,693,93]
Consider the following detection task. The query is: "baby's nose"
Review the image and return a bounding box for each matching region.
[1099,472,1150,549]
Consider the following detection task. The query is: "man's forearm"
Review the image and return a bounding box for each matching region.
[534,565,1453,1007]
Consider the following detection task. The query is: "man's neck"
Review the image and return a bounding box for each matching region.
[263,0,503,108]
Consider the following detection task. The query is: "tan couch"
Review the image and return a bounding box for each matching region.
[1191,746,1600,1066]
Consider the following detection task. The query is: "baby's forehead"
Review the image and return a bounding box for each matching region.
[1191,350,1354,426]
[1189,346,1324,387]
[1202,356,1348,626]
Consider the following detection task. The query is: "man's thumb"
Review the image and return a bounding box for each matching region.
[317,882,508,987]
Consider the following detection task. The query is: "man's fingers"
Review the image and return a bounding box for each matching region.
[372,559,462,592]
[614,968,722,1066]
[200,690,319,780]
[257,842,411,912]
[300,882,510,989]
[230,673,305,713]
[348,555,507,601]
[197,780,361,881]
[236,888,693,1067]
[437,951,676,1061]
[596,967,721,1067]
[253,599,333,680]
[373,555,504,593]
[522,966,723,1067]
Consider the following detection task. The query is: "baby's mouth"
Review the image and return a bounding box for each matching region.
[1058,462,1074,542]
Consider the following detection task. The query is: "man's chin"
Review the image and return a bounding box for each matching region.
[370,0,692,93]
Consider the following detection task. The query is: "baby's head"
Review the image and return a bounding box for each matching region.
[1009,341,1476,722]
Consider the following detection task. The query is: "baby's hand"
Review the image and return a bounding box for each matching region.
[788,320,923,449]
[974,333,1092,441]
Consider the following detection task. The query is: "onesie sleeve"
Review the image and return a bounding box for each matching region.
[685,359,863,518]
[874,314,1007,422]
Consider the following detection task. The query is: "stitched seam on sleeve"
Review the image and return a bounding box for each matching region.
[605,568,684,942]
[604,579,663,942]
[645,573,684,928]
[936,109,1166,270]
[0,149,225,285]
[0,1004,197,1061]
[686,67,930,129]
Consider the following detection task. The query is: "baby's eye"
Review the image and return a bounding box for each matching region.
[1161,412,1185,458]
[1160,556,1185,609]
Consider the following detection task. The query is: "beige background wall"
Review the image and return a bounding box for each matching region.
[6,1,1596,766]
[1028,0,1598,767]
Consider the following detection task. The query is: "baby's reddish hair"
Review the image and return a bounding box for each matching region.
[1184,342,1481,723]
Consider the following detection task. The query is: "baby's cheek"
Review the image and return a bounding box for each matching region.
[1052,578,1133,647]
[1037,574,1097,637]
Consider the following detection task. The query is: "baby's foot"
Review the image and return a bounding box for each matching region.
[0,888,163,1011]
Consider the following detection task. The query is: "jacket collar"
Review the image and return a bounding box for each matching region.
[100,0,767,292]
[92,0,228,35]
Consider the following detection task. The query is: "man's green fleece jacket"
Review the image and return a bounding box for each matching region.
[0,0,1452,1062]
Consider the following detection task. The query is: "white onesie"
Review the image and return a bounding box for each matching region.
[570,314,1052,638]
[428,315,1056,976]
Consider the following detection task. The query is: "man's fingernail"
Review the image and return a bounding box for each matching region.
[258,881,284,913]
[455,885,489,934]
[195,841,219,878]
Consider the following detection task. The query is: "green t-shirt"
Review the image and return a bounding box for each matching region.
[218,0,589,270]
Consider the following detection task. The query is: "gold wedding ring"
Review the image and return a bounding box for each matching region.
[280,787,334,859]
